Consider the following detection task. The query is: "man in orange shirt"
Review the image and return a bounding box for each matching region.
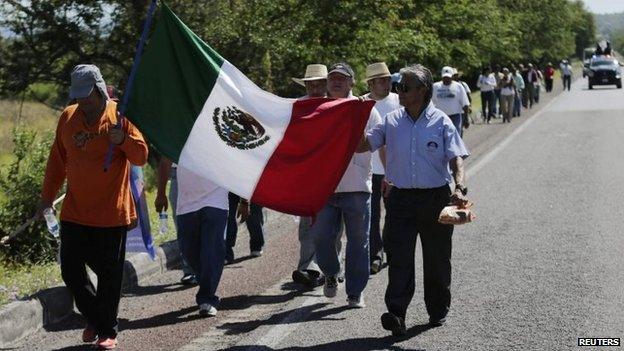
[39,64,148,350]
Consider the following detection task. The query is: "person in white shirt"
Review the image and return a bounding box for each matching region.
[309,62,381,308]
[175,165,249,318]
[477,67,497,124]
[560,59,573,91]
[363,62,400,274]
[432,66,470,136]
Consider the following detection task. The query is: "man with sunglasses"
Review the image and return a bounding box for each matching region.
[358,64,470,335]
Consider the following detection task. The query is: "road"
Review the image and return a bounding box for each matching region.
[15,77,624,350]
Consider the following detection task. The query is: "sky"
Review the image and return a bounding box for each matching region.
[582,0,624,14]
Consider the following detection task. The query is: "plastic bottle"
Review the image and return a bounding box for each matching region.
[159,212,168,235]
[43,207,59,238]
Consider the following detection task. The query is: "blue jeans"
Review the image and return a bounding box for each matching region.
[226,192,265,260]
[170,168,194,276]
[311,192,370,297]
[177,206,228,306]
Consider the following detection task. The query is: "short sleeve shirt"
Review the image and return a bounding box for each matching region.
[431,81,469,116]
[366,103,469,189]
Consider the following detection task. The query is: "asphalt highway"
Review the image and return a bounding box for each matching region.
[16,76,624,351]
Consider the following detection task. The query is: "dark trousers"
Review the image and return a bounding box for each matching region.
[59,221,127,338]
[370,174,385,264]
[226,192,265,260]
[563,75,571,91]
[545,78,553,92]
[383,186,453,320]
[480,90,496,121]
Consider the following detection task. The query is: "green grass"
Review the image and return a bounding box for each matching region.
[0,99,59,168]
[0,259,62,306]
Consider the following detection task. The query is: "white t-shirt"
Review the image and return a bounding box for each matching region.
[431,81,469,116]
[335,107,382,193]
[176,165,229,215]
[364,92,401,175]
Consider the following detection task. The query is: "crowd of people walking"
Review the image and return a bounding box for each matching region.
[37,56,574,348]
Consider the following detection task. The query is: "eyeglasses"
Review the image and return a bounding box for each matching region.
[396,82,416,93]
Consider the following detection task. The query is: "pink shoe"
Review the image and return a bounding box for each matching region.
[96,337,118,350]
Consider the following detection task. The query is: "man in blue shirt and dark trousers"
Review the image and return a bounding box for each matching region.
[359,64,470,336]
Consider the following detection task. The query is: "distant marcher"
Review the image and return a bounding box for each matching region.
[544,63,555,92]
[155,158,197,286]
[525,63,538,108]
[498,67,516,123]
[358,64,470,335]
[310,62,381,308]
[291,63,337,288]
[432,66,470,136]
[512,67,525,117]
[39,64,148,349]
[560,59,572,91]
[363,62,400,274]
[533,66,543,103]
[476,67,497,123]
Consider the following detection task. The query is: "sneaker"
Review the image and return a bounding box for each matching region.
[81,324,97,343]
[95,337,118,350]
[180,274,198,285]
[381,312,407,336]
[428,316,447,327]
[292,270,314,287]
[347,295,365,308]
[198,303,217,317]
[323,275,338,298]
[250,250,263,257]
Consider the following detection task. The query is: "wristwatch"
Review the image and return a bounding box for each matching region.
[455,184,468,195]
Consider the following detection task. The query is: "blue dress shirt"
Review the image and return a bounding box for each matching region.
[367,102,469,189]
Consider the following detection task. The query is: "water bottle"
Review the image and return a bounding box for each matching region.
[159,212,168,235]
[43,207,59,238]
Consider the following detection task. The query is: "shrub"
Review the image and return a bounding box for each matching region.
[0,127,57,264]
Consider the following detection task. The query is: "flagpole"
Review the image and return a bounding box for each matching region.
[104,0,158,172]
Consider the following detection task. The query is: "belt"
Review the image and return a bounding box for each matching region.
[393,185,449,193]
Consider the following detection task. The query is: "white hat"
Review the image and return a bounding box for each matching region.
[365,62,391,82]
[441,66,454,78]
[292,64,328,87]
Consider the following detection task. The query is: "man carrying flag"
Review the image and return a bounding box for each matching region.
[39,64,148,349]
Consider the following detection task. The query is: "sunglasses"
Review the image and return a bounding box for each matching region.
[396,82,418,93]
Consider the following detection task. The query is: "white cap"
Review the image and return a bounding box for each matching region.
[441,66,454,78]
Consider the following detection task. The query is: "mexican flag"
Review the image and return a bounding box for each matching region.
[125,4,374,216]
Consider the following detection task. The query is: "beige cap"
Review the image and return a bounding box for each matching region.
[292,64,328,87]
[365,62,392,82]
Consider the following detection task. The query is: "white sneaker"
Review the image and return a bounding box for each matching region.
[347,295,365,308]
[250,250,263,257]
[198,303,217,317]
[323,275,338,298]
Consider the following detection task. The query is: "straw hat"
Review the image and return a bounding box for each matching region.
[365,62,391,82]
[292,64,328,87]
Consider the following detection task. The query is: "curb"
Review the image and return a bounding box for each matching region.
[0,240,182,348]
